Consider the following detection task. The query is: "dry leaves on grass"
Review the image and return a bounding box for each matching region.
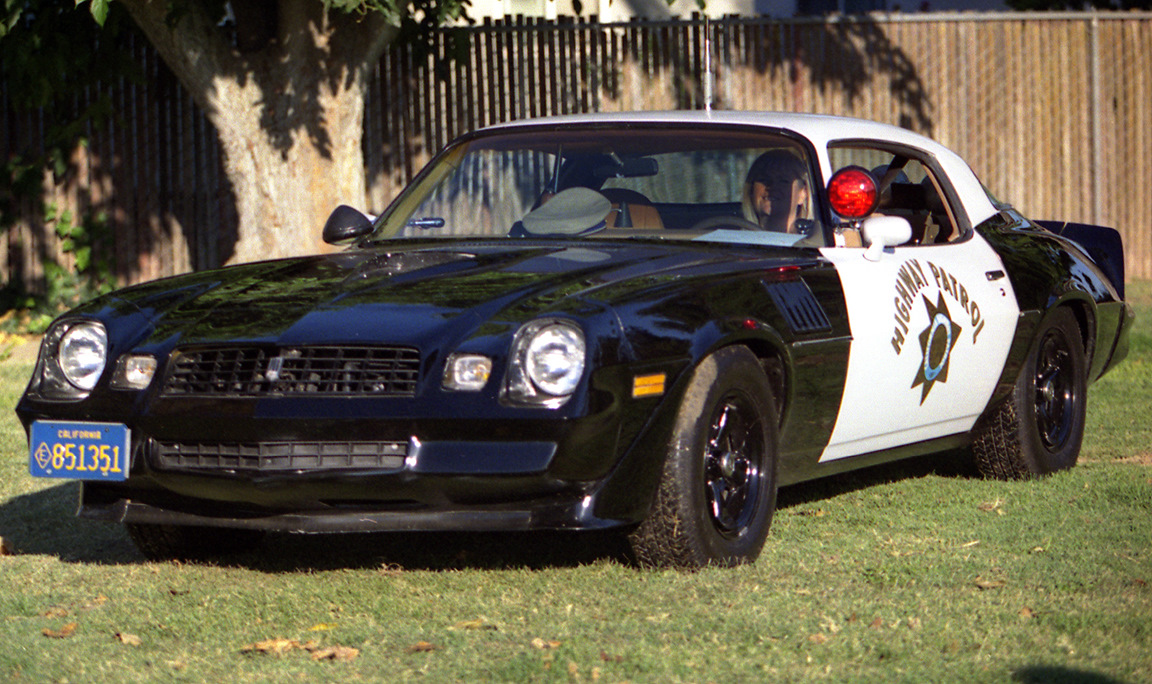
[531,638,561,649]
[863,616,921,630]
[42,623,77,639]
[116,632,143,646]
[83,595,108,610]
[241,638,317,655]
[41,595,106,622]
[241,638,359,661]
[975,576,1007,590]
[406,640,438,653]
[452,617,498,631]
[310,645,359,661]
[977,499,1005,515]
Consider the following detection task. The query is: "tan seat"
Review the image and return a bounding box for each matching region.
[601,189,664,231]
[837,227,863,247]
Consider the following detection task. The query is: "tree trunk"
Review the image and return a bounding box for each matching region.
[118,0,396,265]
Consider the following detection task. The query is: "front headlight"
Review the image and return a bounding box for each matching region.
[56,321,108,391]
[525,325,585,395]
[505,319,586,407]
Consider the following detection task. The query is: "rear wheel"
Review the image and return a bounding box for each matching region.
[971,308,1087,479]
[126,523,265,561]
[629,346,778,569]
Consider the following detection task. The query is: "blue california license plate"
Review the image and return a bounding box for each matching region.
[30,421,130,481]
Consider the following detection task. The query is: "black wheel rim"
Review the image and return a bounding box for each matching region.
[703,392,765,537]
[1034,328,1076,451]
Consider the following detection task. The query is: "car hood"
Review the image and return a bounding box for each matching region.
[91,240,806,350]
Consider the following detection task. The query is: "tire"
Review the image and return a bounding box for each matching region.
[629,346,779,569]
[126,523,265,561]
[971,307,1087,479]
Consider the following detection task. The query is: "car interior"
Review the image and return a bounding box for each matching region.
[829,146,964,246]
[386,130,965,250]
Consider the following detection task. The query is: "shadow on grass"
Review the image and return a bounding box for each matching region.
[1012,665,1128,684]
[1,449,977,571]
[0,481,635,571]
[256,528,636,572]
[0,482,141,563]
[777,448,977,511]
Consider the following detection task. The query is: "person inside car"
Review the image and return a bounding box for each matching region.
[742,149,813,235]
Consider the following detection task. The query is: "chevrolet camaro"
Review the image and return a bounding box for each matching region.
[19,112,1133,568]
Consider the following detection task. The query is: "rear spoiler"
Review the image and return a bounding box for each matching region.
[1035,221,1126,300]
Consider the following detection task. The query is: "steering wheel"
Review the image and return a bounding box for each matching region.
[689,215,764,232]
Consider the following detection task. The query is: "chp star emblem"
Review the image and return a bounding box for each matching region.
[911,292,962,404]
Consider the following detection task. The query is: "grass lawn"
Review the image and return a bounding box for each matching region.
[1,284,1149,683]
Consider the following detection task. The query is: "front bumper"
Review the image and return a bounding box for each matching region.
[78,478,620,533]
[18,356,690,534]
[50,417,639,533]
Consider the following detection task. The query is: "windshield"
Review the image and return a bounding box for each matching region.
[369,126,824,248]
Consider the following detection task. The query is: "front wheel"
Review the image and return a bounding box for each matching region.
[629,346,779,569]
[971,307,1087,479]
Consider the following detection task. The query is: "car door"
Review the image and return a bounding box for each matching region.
[816,144,1020,462]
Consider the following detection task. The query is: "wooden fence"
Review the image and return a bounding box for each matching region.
[3,11,1151,295]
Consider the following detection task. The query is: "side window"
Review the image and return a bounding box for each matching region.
[828,145,963,245]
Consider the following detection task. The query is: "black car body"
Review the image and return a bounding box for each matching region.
[18,112,1133,567]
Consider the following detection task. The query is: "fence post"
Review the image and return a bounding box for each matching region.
[1090,15,1102,226]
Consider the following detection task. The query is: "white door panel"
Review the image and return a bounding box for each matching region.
[818,236,1019,462]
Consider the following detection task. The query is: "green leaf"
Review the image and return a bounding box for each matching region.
[74,246,91,272]
[85,0,110,26]
[2,4,23,38]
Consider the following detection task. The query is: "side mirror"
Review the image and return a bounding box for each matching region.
[861,216,912,261]
[323,205,374,245]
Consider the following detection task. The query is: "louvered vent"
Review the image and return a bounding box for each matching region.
[764,280,831,333]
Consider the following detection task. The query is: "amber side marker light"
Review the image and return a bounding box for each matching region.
[632,373,666,398]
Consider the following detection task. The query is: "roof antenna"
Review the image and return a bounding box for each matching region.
[703,16,713,112]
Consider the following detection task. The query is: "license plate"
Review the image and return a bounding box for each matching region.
[30,421,130,481]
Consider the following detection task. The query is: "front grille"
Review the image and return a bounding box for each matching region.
[155,440,408,472]
[161,346,420,397]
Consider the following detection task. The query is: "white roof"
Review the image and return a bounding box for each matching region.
[487,111,999,228]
